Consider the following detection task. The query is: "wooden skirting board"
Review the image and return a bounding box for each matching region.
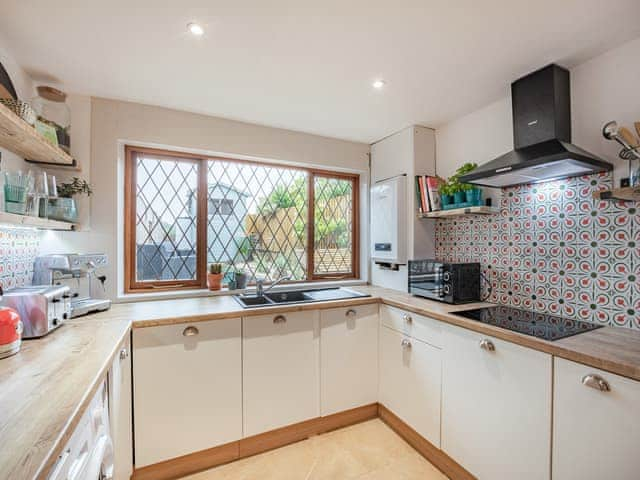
[131,403,474,480]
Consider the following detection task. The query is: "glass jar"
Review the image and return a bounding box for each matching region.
[31,86,71,153]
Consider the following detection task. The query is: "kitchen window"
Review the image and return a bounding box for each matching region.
[124,146,359,292]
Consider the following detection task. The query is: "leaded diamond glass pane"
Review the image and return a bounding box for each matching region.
[135,155,198,282]
[207,160,308,284]
[314,177,353,275]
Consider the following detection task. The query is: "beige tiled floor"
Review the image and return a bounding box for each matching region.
[182,419,449,480]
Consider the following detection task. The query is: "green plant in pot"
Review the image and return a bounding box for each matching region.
[49,177,92,223]
[233,269,248,290]
[439,182,453,206]
[447,163,480,206]
[207,263,224,291]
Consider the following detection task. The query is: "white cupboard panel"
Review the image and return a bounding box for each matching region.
[380,305,442,348]
[243,310,320,436]
[441,324,551,480]
[133,318,242,467]
[320,304,379,415]
[109,335,133,479]
[379,325,441,446]
[553,357,640,480]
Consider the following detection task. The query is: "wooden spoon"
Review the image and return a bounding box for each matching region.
[619,126,639,148]
[634,122,640,140]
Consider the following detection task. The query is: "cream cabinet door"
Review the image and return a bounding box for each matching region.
[320,304,379,415]
[379,325,442,446]
[109,335,132,480]
[553,357,640,480]
[133,318,242,467]
[441,324,552,480]
[243,310,320,436]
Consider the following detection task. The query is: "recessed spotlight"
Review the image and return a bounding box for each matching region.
[372,79,386,90]
[187,22,204,36]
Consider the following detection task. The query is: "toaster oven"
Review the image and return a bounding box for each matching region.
[408,260,481,304]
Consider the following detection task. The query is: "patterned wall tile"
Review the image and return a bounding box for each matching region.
[435,172,640,330]
[0,227,41,290]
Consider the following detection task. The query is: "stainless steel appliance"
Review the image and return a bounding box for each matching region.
[0,285,71,338]
[459,64,612,187]
[454,305,602,341]
[33,254,111,318]
[408,260,480,304]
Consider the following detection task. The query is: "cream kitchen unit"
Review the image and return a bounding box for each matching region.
[130,300,640,480]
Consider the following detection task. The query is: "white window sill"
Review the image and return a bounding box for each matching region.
[114,279,368,304]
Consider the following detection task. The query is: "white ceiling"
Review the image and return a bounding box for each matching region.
[1,0,639,143]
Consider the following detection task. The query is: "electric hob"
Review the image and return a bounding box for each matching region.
[454,305,603,341]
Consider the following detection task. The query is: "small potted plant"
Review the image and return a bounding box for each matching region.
[234,270,248,290]
[207,263,224,291]
[440,183,453,207]
[49,177,92,222]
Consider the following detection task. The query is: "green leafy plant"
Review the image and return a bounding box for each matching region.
[444,162,478,195]
[208,263,223,275]
[57,177,93,198]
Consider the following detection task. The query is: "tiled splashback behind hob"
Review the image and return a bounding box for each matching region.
[0,227,41,290]
[435,173,639,330]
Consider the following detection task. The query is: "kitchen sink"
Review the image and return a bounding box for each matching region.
[265,291,312,303]
[233,287,369,308]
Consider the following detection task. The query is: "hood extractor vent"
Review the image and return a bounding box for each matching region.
[460,64,612,187]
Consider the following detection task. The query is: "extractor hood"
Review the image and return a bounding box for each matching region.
[460,64,612,187]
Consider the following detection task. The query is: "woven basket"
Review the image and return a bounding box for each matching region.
[0,98,37,125]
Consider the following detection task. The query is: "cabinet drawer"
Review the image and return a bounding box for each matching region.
[380,305,442,347]
[133,318,242,467]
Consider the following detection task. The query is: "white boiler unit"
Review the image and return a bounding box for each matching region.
[370,175,407,266]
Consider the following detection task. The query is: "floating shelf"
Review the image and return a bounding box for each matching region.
[592,186,640,202]
[418,205,500,218]
[0,103,77,168]
[0,211,76,230]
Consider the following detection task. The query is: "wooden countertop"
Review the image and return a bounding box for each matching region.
[0,318,131,480]
[2,285,640,480]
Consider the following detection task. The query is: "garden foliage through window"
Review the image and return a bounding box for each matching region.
[125,146,359,292]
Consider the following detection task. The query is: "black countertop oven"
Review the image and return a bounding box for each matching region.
[408,260,481,304]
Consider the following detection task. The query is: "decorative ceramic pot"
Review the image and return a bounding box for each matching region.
[453,191,465,204]
[465,188,482,205]
[207,273,223,291]
[440,194,452,206]
[234,272,248,290]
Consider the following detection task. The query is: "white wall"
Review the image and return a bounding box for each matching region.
[42,98,370,300]
[435,37,640,185]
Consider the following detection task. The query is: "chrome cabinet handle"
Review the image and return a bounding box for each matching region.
[582,374,610,392]
[479,339,495,351]
[182,326,199,337]
[402,314,412,324]
[401,338,412,349]
[273,315,287,324]
[345,309,357,318]
[119,348,128,360]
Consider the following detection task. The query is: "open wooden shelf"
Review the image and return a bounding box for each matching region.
[0,211,76,230]
[0,103,77,168]
[592,186,640,202]
[418,205,499,219]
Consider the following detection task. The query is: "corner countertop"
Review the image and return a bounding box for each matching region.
[2,285,640,480]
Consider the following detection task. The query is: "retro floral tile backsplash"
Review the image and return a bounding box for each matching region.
[0,227,41,290]
[436,173,640,330]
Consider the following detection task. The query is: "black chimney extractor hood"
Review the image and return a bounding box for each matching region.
[460,64,612,187]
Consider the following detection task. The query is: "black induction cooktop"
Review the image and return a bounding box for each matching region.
[454,305,603,341]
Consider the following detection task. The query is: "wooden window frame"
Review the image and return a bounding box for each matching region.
[124,145,360,293]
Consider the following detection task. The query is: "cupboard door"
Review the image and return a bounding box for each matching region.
[379,325,442,446]
[133,318,242,467]
[441,325,551,480]
[553,357,640,480]
[109,335,133,479]
[243,310,320,436]
[320,304,379,415]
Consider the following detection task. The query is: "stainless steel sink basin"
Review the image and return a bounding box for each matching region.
[233,287,369,308]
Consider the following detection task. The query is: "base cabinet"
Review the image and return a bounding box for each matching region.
[243,310,320,436]
[320,304,379,415]
[441,324,552,480]
[133,318,242,467]
[379,325,442,447]
[553,357,640,480]
[109,335,133,480]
